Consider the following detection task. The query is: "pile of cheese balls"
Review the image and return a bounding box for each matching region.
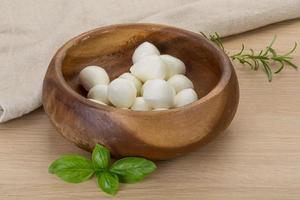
[79,42,198,111]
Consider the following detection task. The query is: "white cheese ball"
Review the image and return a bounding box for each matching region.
[174,88,198,108]
[140,82,175,97]
[170,85,176,96]
[153,108,169,111]
[140,84,176,96]
[79,66,110,91]
[87,85,109,105]
[132,42,160,63]
[88,99,107,105]
[167,74,194,93]
[143,79,174,109]
[130,55,167,82]
[140,84,145,96]
[131,97,151,111]
[119,72,142,95]
[160,55,186,79]
[108,78,137,108]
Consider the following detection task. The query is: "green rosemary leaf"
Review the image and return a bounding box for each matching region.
[274,61,285,74]
[214,32,224,50]
[244,60,254,69]
[284,42,298,56]
[264,35,277,56]
[269,47,277,57]
[282,59,298,69]
[261,60,273,81]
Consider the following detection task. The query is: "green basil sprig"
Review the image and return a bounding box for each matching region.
[49,144,156,195]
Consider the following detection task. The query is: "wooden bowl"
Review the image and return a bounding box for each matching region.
[42,23,239,160]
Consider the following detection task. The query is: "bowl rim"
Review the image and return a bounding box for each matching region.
[50,23,233,116]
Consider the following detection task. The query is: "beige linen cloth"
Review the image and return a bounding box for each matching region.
[1,0,300,123]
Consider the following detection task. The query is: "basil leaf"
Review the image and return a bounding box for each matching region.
[97,171,119,195]
[92,144,110,169]
[49,155,94,183]
[109,157,156,183]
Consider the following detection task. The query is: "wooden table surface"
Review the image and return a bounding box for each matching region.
[1,19,300,200]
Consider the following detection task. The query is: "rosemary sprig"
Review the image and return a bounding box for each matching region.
[200,32,225,51]
[201,32,298,82]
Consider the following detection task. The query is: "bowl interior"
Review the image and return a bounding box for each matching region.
[60,24,222,100]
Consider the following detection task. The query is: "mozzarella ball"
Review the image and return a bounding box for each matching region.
[167,74,194,93]
[140,81,175,97]
[119,72,142,95]
[160,55,186,79]
[108,78,137,108]
[79,66,110,91]
[153,108,169,111]
[87,85,109,105]
[130,55,167,82]
[88,99,107,105]
[132,42,160,63]
[140,84,145,96]
[174,88,198,107]
[131,97,151,111]
[143,79,174,109]
[170,85,176,96]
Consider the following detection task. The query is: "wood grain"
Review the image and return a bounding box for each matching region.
[42,24,239,160]
[1,19,300,199]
